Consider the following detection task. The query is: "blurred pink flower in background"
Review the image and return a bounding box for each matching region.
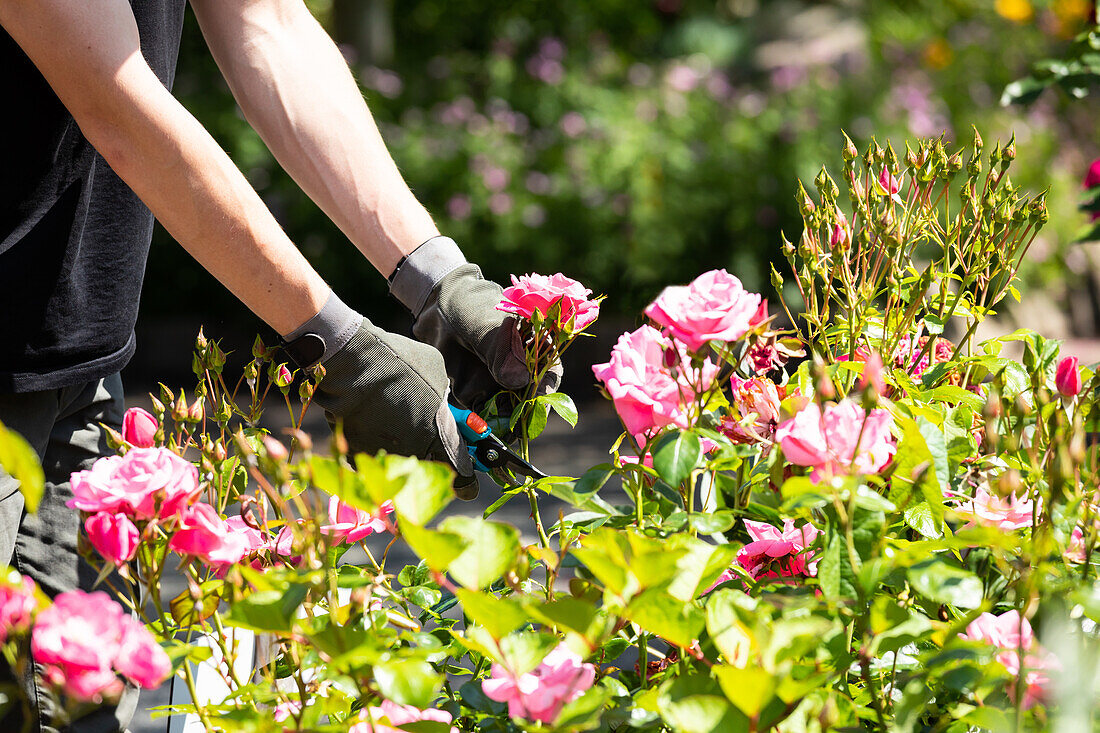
[482,643,595,723]
[497,273,600,330]
[593,324,717,440]
[892,334,953,379]
[351,699,458,733]
[121,407,158,448]
[959,609,1057,710]
[951,486,1038,531]
[84,511,140,565]
[320,498,393,544]
[69,447,200,520]
[644,269,763,352]
[1085,158,1100,221]
[559,111,587,138]
[0,575,38,642]
[446,194,472,220]
[488,192,514,216]
[665,63,700,92]
[32,590,169,702]
[481,165,510,191]
[776,400,896,481]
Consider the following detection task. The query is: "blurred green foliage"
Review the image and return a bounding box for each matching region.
[148,0,1099,326]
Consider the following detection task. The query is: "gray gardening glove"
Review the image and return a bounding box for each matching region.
[280,292,477,498]
[389,236,562,412]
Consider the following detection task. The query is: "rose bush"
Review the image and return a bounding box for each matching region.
[1,133,1099,731]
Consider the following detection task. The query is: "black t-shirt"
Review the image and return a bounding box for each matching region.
[0,0,186,392]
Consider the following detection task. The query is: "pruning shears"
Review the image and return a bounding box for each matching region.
[448,404,547,483]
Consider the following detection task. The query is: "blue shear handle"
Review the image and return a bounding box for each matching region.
[448,404,491,444]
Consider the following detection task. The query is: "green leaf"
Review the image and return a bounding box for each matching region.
[391,459,454,526]
[372,658,441,709]
[224,584,309,633]
[554,684,611,728]
[713,665,776,717]
[540,392,579,428]
[907,557,983,609]
[526,399,551,439]
[656,674,747,733]
[625,588,704,648]
[0,421,43,513]
[688,511,736,534]
[652,431,702,487]
[705,590,755,666]
[455,589,528,639]
[439,516,520,590]
[399,521,469,572]
[525,597,602,640]
[904,502,941,539]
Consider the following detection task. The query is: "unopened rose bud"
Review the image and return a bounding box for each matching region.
[195,327,208,353]
[1003,134,1016,162]
[298,380,315,403]
[310,363,327,383]
[288,430,313,452]
[122,407,158,448]
[252,335,267,360]
[172,392,190,422]
[842,132,858,161]
[905,143,919,169]
[972,125,983,152]
[263,435,289,461]
[1055,355,1082,398]
[273,364,294,389]
[213,440,228,462]
[878,167,900,195]
[663,345,679,370]
[188,398,205,423]
[103,425,125,452]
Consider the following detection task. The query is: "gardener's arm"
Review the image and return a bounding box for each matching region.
[189,0,559,407]
[0,0,474,487]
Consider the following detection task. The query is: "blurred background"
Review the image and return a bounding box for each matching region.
[127,0,1100,394]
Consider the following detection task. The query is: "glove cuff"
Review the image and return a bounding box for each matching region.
[389,236,467,317]
[280,291,362,368]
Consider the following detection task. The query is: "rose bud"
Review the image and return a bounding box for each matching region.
[1055,355,1082,398]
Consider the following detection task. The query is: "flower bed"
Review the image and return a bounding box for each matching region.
[0,133,1098,731]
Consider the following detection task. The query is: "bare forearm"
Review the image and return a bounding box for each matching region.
[0,0,328,335]
[192,0,438,277]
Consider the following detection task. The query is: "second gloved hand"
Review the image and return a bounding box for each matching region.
[389,236,562,410]
[281,293,477,497]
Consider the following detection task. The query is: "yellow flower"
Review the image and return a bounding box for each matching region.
[995,0,1034,23]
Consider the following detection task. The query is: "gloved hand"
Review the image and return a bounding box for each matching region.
[389,236,562,411]
[280,293,478,498]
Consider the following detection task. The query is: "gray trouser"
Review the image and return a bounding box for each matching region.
[0,374,138,733]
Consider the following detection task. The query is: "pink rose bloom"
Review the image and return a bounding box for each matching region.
[350,700,458,733]
[32,590,126,702]
[952,486,1038,531]
[69,447,200,520]
[737,519,821,580]
[592,325,718,440]
[496,273,600,331]
[482,643,596,723]
[320,498,394,544]
[1055,355,1082,398]
[273,700,302,724]
[892,335,953,379]
[1085,158,1100,220]
[776,400,896,481]
[1066,524,1094,564]
[121,407,158,448]
[84,512,140,566]
[644,269,763,352]
[169,503,250,566]
[0,575,38,642]
[721,376,782,444]
[959,610,1057,709]
[114,616,171,688]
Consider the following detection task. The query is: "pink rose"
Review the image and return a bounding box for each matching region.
[121,407,158,448]
[776,400,896,481]
[592,325,718,440]
[893,335,953,379]
[1055,355,1082,398]
[320,498,394,544]
[1085,158,1100,221]
[951,486,1038,531]
[69,447,200,520]
[879,168,902,195]
[644,269,763,352]
[274,700,303,724]
[114,616,171,688]
[350,700,458,733]
[959,610,1057,710]
[736,519,821,580]
[482,643,596,723]
[496,273,600,331]
[830,207,851,248]
[169,503,249,566]
[0,575,38,642]
[720,376,782,444]
[84,512,140,565]
[32,590,126,702]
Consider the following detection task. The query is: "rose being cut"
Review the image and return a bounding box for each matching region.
[482,643,596,723]
[496,272,600,331]
[592,324,718,441]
